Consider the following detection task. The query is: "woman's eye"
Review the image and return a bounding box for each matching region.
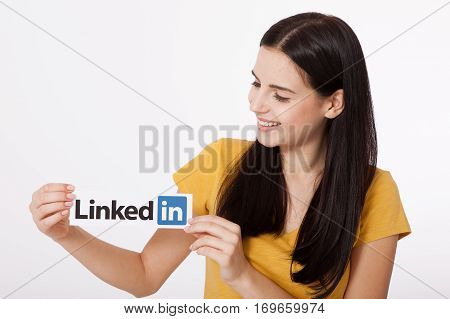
[251,81,290,103]
[274,93,290,103]
[251,81,260,88]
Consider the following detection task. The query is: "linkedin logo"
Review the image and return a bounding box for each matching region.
[72,194,192,228]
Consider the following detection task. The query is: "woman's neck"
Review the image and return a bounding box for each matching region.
[279,136,327,181]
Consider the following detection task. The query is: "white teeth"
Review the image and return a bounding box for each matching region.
[258,120,281,127]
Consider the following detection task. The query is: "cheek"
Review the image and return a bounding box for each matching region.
[282,99,322,126]
[276,102,324,145]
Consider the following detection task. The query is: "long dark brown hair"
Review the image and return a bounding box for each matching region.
[215,12,377,298]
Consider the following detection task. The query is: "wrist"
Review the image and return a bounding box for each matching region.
[53,225,78,245]
[228,262,253,291]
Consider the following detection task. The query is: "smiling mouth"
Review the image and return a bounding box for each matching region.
[258,119,282,127]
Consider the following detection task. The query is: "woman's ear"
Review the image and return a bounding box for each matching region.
[324,89,344,119]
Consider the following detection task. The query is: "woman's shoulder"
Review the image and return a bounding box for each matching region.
[174,138,253,176]
[214,137,254,149]
[369,167,398,193]
[210,138,254,163]
[356,166,412,246]
[363,166,405,215]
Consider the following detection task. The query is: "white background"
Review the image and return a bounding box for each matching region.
[0,0,449,298]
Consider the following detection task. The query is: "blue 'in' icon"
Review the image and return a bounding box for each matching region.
[157,196,187,226]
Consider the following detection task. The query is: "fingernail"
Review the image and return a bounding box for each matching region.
[188,218,193,223]
[67,185,75,191]
[184,226,190,231]
[61,210,69,215]
[64,201,73,207]
[66,193,75,199]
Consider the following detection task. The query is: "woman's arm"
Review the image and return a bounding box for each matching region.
[343,234,398,298]
[56,226,151,297]
[228,264,295,298]
[57,226,197,298]
[186,215,296,298]
[230,235,399,299]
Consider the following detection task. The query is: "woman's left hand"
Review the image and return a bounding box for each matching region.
[184,215,251,286]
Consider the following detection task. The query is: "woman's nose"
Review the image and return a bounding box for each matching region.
[249,93,270,113]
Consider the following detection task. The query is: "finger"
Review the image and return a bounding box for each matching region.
[192,232,208,238]
[35,192,76,208]
[39,183,75,194]
[40,210,69,229]
[32,184,74,209]
[189,215,240,234]
[185,222,232,241]
[190,235,233,254]
[195,246,225,265]
[35,201,73,220]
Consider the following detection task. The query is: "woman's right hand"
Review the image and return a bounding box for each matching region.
[29,183,76,241]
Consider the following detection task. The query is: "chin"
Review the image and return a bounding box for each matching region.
[256,133,281,148]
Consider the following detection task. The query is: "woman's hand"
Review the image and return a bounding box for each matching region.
[29,183,76,241]
[184,215,251,286]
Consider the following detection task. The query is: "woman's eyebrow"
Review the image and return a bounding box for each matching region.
[251,70,297,94]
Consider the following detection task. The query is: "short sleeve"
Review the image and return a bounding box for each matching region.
[354,170,412,248]
[172,138,225,217]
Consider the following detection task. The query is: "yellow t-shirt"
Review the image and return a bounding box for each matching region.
[172,138,412,298]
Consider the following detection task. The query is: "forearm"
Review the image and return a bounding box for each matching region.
[55,226,151,297]
[229,264,295,299]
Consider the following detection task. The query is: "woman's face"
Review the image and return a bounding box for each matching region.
[248,46,341,149]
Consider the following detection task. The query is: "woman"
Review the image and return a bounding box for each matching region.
[29,12,411,298]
